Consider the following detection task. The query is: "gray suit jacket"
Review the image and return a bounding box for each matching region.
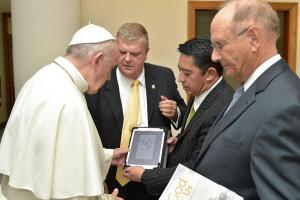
[194,59,300,199]
[141,79,234,197]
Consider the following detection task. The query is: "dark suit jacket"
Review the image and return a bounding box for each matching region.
[194,59,300,199]
[141,79,234,197]
[86,63,186,200]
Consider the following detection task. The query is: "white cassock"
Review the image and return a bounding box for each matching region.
[0,57,114,200]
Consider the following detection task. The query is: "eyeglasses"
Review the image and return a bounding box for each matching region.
[211,26,252,51]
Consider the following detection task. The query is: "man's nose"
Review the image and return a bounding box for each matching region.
[211,48,222,62]
[178,72,184,82]
[124,53,131,62]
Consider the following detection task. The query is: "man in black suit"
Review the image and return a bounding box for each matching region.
[122,37,234,198]
[191,0,300,199]
[86,23,186,200]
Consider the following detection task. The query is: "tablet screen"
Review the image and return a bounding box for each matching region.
[126,128,165,169]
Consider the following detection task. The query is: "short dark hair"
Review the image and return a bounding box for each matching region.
[178,36,223,76]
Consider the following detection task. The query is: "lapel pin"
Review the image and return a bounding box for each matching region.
[151,84,156,89]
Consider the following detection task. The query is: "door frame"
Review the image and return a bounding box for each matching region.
[2,12,14,122]
[188,1,298,71]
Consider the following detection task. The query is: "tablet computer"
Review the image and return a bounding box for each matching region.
[126,127,169,169]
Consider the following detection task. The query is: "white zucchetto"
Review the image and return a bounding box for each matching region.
[69,24,114,46]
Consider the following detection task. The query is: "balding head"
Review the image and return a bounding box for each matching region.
[220,0,280,41]
[210,0,280,83]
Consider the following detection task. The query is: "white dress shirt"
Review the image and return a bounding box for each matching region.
[244,54,281,92]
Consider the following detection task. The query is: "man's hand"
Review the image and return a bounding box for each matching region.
[101,188,123,200]
[159,95,178,121]
[111,188,123,200]
[122,166,145,182]
[167,136,178,153]
[111,148,129,166]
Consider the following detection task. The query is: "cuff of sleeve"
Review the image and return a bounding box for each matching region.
[142,168,175,197]
[103,148,113,167]
[170,107,181,128]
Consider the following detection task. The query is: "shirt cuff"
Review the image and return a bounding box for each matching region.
[171,106,181,127]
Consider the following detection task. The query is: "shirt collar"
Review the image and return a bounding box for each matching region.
[244,54,281,91]
[116,67,146,89]
[54,57,88,93]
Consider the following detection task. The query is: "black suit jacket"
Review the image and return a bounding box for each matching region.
[194,59,300,199]
[141,79,234,197]
[86,63,186,200]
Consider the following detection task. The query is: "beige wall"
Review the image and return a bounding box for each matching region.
[12,0,81,94]
[81,0,300,97]
[0,0,11,123]
[1,0,299,125]
[0,0,80,124]
[81,0,188,96]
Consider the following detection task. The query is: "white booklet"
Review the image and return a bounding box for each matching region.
[159,164,243,200]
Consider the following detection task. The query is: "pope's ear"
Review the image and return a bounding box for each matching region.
[92,51,104,69]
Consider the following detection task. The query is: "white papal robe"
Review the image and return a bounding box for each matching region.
[0,57,114,200]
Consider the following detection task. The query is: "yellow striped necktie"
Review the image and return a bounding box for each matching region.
[116,80,140,186]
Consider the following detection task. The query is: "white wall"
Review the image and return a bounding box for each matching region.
[0,0,11,123]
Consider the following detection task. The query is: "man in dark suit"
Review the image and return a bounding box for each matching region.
[191,0,300,199]
[122,37,234,198]
[86,23,186,200]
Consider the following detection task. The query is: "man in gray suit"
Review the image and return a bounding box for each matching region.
[193,0,300,199]
[123,36,234,198]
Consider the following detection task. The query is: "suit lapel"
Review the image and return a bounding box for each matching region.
[145,64,158,121]
[103,69,124,133]
[202,88,255,152]
[183,97,210,133]
[195,59,289,164]
[180,79,230,138]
